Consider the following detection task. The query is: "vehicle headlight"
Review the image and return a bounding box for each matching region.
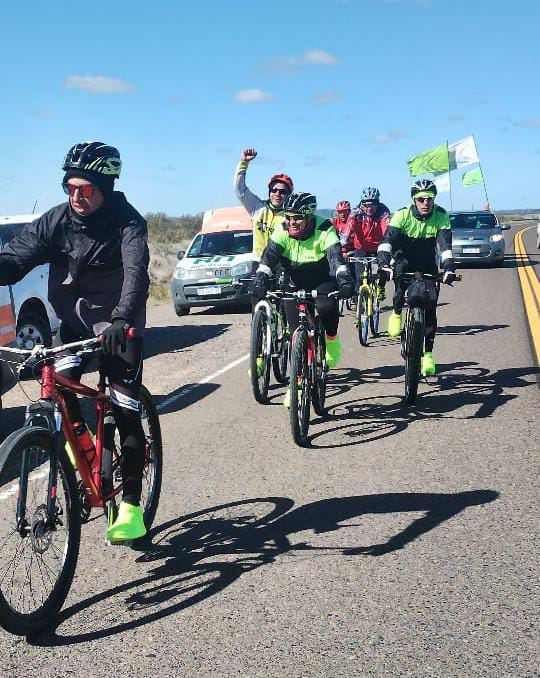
[489,234,504,243]
[231,261,252,277]
[173,267,189,280]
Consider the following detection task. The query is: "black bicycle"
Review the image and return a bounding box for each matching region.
[398,271,461,404]
[274,289,339,446]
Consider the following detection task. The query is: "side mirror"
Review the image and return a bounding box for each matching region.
[176,250,185,260]
[500,223,511,231]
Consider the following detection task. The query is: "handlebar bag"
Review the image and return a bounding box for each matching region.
[406,279,438,311]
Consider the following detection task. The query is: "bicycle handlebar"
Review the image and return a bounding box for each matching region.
[347,256,378,264]
[267,289,340,301]
[396,271,462,283]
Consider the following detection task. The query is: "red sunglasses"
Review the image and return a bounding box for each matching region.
[62,182,97,199]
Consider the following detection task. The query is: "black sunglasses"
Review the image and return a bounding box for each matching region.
[270,188,289,196]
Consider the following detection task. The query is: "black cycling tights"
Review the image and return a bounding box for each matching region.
[283,280,340,338]
[392,280,439,352]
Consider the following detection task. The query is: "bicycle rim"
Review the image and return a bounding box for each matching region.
[358,289,370,346]
[250,308,271,403]
[370,290,380,336]
[138,386,163,531]
[289,331,310,446]
[0,428,80,636]
[272,310,289,384]
[312,322,327,416]
[404,307,424,404]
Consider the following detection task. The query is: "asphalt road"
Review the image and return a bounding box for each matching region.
[1,224,538,677]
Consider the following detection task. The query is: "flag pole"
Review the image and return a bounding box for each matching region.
[446,140,453,212]
[473,134,490,210]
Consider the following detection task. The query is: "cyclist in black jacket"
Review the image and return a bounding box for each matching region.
[0,141,150,543]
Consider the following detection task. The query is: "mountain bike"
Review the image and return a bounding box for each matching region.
[250,291,290,404]
[348,255,383,346]
[398,271,461,404]
[0,334,162,636]
[276,289,339,447]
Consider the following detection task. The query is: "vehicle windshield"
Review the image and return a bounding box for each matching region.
[450,213,497,229]
[187,231,253,257]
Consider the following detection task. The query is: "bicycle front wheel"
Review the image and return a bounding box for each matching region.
[289,330,311,447]
[311,318,327,416]
[272,307,289,384]
[370,288,381,337]
[404,307,424,404]
[250,307,271,403]
[357,288,370,346]
[0,428,80,636]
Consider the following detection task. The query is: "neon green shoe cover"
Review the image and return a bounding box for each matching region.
[376,286,386,301]
[421,351,436,376]
[325,335,342,368]
[247,357,264,378]
[387,312,402,337]
[283,388,291,409]
[106,501,146,543]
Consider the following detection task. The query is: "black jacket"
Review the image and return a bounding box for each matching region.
[0,192,149,332]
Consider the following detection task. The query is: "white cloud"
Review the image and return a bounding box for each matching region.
[234,88,275,103]
[367,129,409,144]
[64,75,134,94]
[312,91,342,105]
[257,49,338,74]
[514,119,540,128]
[299,49,338,66]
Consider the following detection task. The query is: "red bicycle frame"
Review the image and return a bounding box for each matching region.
[41,363,121,509]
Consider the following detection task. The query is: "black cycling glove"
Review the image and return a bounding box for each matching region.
[250,272,269,300]
[101,319,129,355]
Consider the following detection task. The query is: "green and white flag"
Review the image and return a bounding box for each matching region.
[449,135,479,170]
[407,142,449,176]
[462,167,484,186]
[433,171,450,192]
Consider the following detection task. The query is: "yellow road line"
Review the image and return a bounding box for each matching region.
[514,227,540,364]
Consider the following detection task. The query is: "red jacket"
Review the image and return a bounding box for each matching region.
[332,214,357,253]
[349,203,390,253]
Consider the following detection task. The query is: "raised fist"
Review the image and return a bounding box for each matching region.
[242,148,257,162]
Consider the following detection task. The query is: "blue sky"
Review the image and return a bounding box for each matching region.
[1,0,539,217]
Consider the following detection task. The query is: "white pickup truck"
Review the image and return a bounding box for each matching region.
[0,214,61,396]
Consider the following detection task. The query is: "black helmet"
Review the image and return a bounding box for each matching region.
[283,192,317,216]
[62,141,122,179]
[411,178,437,198]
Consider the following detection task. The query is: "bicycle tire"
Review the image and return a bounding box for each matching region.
[370,288,381,336]
[357,288,370,346]
[138,386,163,531]
[289,330,311,447]
[0,428,80,636]
[250,307,271,403]
[311,318,327,416]
[404,307,424,404]
[272,307,289,384]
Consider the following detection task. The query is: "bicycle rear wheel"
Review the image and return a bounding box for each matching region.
[403,307,424,404]
[272,306,289,384]
[250,307,271,403]
[312,318,327,416]
[0,428,80,636]
[357,288,370,346]
[289,330,311,447]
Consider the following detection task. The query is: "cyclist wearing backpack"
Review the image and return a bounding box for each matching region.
[251,192,353,406]
[0,141,150,543]
[377,179,456,376]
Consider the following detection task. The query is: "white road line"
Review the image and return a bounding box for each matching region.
[0,466,49,501]
[156,352,249,413]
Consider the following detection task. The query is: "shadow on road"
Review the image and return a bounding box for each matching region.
[154,382,220,415]
[437,324,510,336]
[30,489,498,646]
[309,363,538,449]
[143,323,231,359]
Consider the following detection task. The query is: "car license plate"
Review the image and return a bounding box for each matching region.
[463,247,480,254]
[197,287,221,296]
